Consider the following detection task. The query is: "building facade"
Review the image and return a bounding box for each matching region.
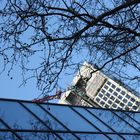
[59,62,140,111]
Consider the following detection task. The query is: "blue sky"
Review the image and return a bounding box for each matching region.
[0,69,40,100]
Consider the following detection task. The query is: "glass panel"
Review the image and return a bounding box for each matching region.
[0,101,44,130]
[116,88,121,92]
[125,94,130,99]
[88,108,133,133]
[77,133,109,140]
[0,100,140,140]
[74,107,113,132]
[101,89,106,93]
[108,100,113,105]
[109,88,113,93]
[123,98,127,103]
[106,92,111,97]
[123,135,140,140]
[125,112,140,123]
[0,132,18,140]
[41,104,98,132]
[113,92,118,96]
[103,97,107,101]
[95,97,100,102]
[115,111,140,132]
[17,132,61,140]
[110,96,115,101]
[111,84,116,89]
[22,102,66,131]
[106,81,111,85]
[121,91,126,95]
[104,104,110,108]
[58,133,79,140]
[104,85,109,90]
[88,108,129,140]
[108,134,130,140]
[0,121,7,129]
[98,93,103,98]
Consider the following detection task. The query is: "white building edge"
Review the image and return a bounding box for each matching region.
[59,62,140,111]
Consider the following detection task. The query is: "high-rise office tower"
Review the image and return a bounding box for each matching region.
[59,62,140,111]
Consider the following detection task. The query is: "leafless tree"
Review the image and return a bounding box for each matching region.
[0,0,140,96]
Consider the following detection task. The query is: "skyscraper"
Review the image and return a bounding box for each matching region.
[59,62,140,111]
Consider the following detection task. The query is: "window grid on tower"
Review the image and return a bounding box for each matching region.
[94,80,139,111]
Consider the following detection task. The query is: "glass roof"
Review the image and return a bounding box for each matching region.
[0,98,140,140]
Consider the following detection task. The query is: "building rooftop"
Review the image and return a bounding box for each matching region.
[0,98,140,140]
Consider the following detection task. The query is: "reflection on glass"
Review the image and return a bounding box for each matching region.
[0,132,17,140]
[77,134,109,140]
[0,121,6,129]
[22,102,65,131]
[42,104,98,132]
[74,107,113,132]
[17,132,60,140]
[0,100,140,140]
[0,101,40,129]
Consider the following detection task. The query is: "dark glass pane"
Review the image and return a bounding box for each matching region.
[106,81,111,85]
[118,95,123,100]
[104,85,108,90]
[113,92,118,96]
[128,102,133,106]
[112,104,117,108]
[95,97,100,102]
[101,89,106,93]
[105,104,110,108]
[110,96,115,100]
[130,98,135,102]
[100,101,105,105]
[121,91,126,95]
[106,92,110,97]
[111,84,116,89]
[116,88,121,92]
[98,93,103,98]
[120,102,124,107]
[115,99,120,104]
[123,98,127,103]
[109,88,113,93]
[125,94,130,99]
[103,97,107,101]
[108,100,112,105]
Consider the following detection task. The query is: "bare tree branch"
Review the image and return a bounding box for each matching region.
[0,0,140,95]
